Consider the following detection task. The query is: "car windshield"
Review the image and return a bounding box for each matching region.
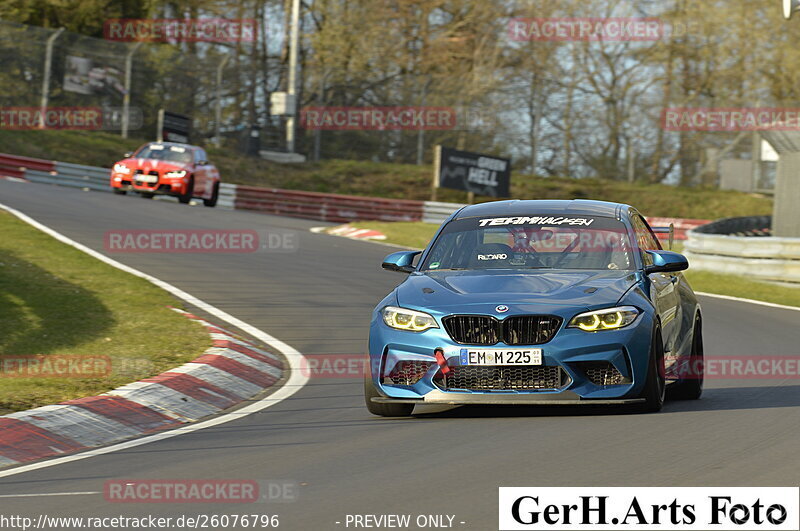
[134,144,192,164]
[420,215,635,271]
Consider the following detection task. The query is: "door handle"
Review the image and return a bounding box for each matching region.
[670,276,679,284]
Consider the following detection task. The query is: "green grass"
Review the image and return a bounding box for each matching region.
[684,270,800,307]
[0,211,210,414]
[0,129,773,220]
[345,222,800,309]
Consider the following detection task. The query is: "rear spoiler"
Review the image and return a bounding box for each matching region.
[650,223,674,250]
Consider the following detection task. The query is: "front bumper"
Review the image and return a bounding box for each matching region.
[111,173,184,195]
[368,308,655,404]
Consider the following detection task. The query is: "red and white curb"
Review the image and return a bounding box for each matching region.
[311,224,387,241]
[0,309,283,468]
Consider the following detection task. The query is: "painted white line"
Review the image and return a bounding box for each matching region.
[0,492,100,498]
[0,203,309,479]
[696,291,800,313]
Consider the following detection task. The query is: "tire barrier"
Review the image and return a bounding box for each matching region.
[684,216,800,283]
[692,215,772,237]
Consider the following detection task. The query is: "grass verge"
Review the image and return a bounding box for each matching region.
[0,129,773,220]
[0,211,210,414]
[344,221,800,309]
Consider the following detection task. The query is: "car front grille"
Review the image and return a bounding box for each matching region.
[435,365,569,391]
[134,169,159,176]
[502,315,562,345]
[384,361,435,386]
[579,361,628,386]
[442,315,561,345]
[442,315,499,345]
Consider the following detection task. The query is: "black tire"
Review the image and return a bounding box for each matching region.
[113,188,127,195]
[668,315,704,400]
[178,177,194,204]
[364,376,414,417]
[139,192,155,199]
[639,323,666,412]
[203,181,219,207]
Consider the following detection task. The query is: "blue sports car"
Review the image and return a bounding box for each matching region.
[365,200,704,416]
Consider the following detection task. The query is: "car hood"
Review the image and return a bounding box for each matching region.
[396,269,638,314]
[119,158,191,173]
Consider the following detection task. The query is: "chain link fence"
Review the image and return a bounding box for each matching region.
[0,19,282,149]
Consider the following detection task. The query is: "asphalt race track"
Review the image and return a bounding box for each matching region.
[1,179,799,530]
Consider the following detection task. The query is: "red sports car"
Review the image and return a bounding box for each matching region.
[110,142,220,207]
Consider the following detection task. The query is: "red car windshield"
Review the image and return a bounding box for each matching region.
[134,144,192,164]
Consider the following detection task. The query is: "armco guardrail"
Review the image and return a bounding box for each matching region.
[25,161,110,192]
[0,153,55,180]
[0,151,711,233]
[423,201,466,224]
[218,183,237,209]
[684,216,800,283]
[234,186,423,223]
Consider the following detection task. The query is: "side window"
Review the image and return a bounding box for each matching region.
[631,214,660,266]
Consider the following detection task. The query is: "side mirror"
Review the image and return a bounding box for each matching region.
[645,250,688,274]
[123,152,133,158]
[382,251,421,274]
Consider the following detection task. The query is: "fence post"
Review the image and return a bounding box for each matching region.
[286,0,301,153]
[122,42,143,138]
[214,55,231,146]
[39,27,65,128]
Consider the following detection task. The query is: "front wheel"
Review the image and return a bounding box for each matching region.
[668,315,704,400]
[364,376,414,417]
[639,324,666,412]
[178,177,194,204]
[113,188,127,195]
[203,181,219,207]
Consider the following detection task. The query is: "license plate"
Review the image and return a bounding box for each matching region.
[459,348,543,366]
[136,175,158,184]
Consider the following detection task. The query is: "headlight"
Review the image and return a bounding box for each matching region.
[165,170,187,178]
[568,306,640,332]
[382,306,438,332]
[113,163,131,174]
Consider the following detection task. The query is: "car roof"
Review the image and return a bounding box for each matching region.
[453,199,630,220]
